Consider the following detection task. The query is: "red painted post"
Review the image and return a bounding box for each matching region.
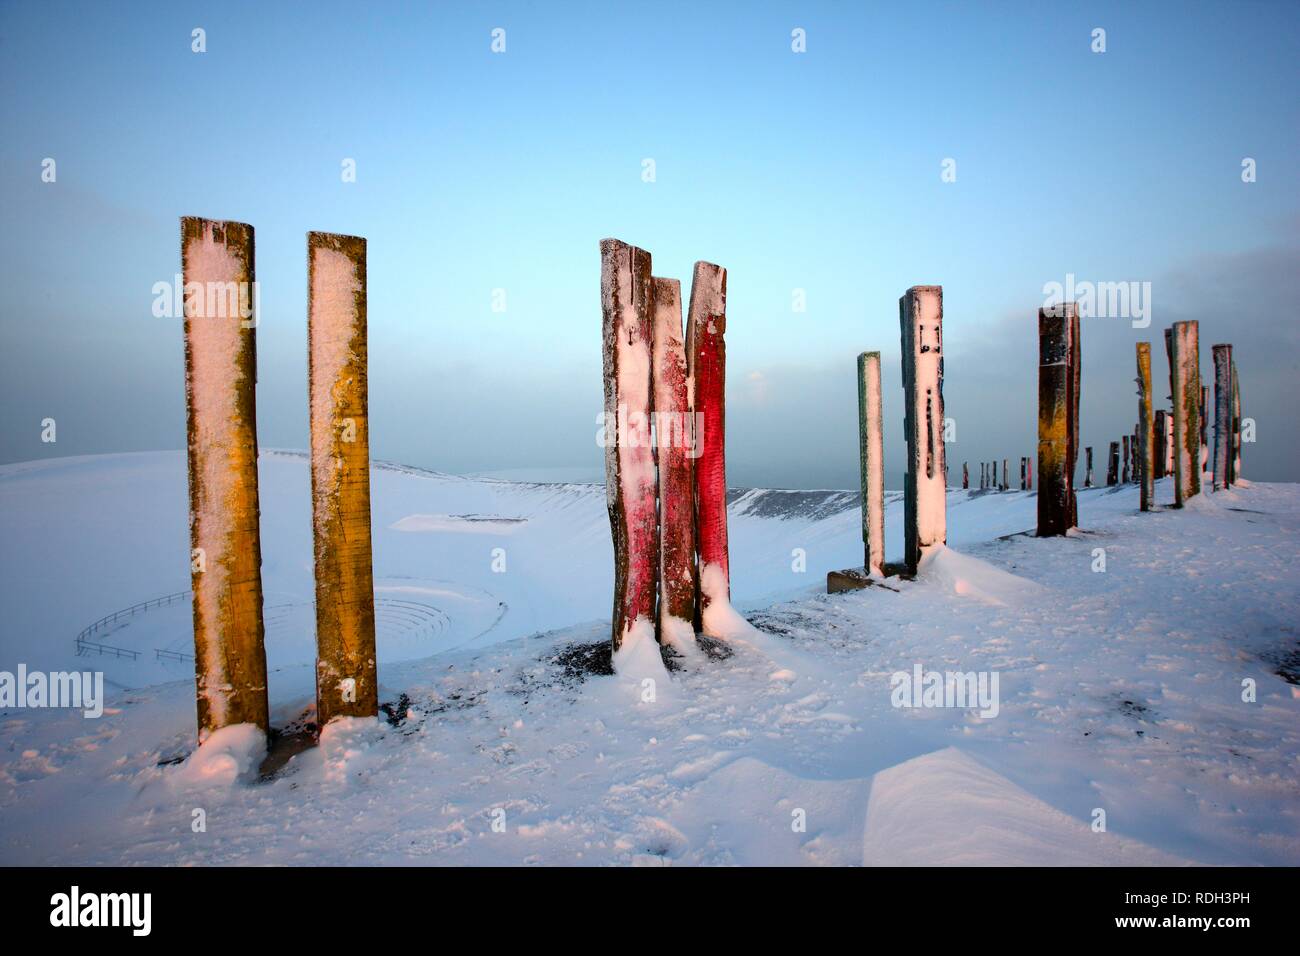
[600,239,659,654]
[687,260,729,629]
[651,276,696,647]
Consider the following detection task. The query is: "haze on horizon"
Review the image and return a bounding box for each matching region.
[2,1,1297,489]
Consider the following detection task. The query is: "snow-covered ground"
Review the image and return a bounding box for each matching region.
[1,451,1297,865]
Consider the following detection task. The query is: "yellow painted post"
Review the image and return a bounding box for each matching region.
[308,232,378,724]
[180,217,269,738]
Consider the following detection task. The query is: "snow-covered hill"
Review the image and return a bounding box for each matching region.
[1,451,1297,865]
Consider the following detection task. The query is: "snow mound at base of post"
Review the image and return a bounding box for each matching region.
[698,562,762,641]
[612,617,668,679]
[315,716,389,786]
[169,723,265,789]
[660,615,700,658]
[917,545,1045,607]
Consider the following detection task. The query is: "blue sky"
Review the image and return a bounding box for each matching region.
[2,0,1297,486]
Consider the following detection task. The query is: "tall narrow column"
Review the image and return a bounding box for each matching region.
[1137,342,1154,511]
[1212,344,1233,491]
[308,232,377,725]
[1026,456,1032,490]
[858,352,885,574]
[1107,442,1120,486]
[600,239,658,653]
[1165,411,1175,476]
[899,286,946,571]
[1020,457,1027,491]
[180,217,269,738]
[1231,360,1242,481]
[651,276,696,645]
[1084,447,1093,487]
[962,462,969,490]
[1169,320,1202,505]
[1199,386,1210,477]
[1121,435,1130,484]
[1153,411,1167,479]
[687,260,730,627]
[1037,304,1078,536]
[1002,458,1009,491]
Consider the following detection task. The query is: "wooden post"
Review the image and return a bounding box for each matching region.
[1001,458,1008,491]
[651,276,696,642]
[1137,342,1154,511]
[1121,435,1130,484]
[1037,304,1078,536]
[1211,344,1233,491]
[1231,360,1242,481]
[858,352,885,574]
[1169,320,1202,506]
[1153,410,1167,480]
[980,462,986,490]
[1199,385,1210,478]
[1026,455,1032,490]
[1084,446,1094,487]
[1020,457,1027,491]
[899,286,946,571]
[180,217,269,738]
[688,260,730,626]
[308,232,377,725]
[962,462,969,490]
[1165,410,1175,477]
[600,239,659,652]
[1107,442,1119,486]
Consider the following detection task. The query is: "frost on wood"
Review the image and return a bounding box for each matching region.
[1036,304,1079,536]
[1168,320,1202,506]
[308,232,377,724]
[1199,385,1210,476]
[1212,344,1233,492]
[1121,436,1130,484]
[180,217,269,737]
[1153,411,1167,480]
[1107,442,1119,486]
[600,239,658,655]
[687,260,730,628]
[898,286,945,571]
[858,351,885,575]
[1231,359,1242,482]
[651,275,696,647]
[1137,342,1154,511]
[1084,446,1094,487]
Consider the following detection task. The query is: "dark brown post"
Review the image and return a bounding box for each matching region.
[180,217,269,738]
[1211,344,1233,491]
[1107,442,1119,486]
[1137,342,1154,511]
[1084,446,1094,487]
[1037,304,1078,536]
[1231,360,1241,481]
[962,461,969,489]
[1153,411,1167,479]
[600,239,658,652]
[651,276,696,645]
